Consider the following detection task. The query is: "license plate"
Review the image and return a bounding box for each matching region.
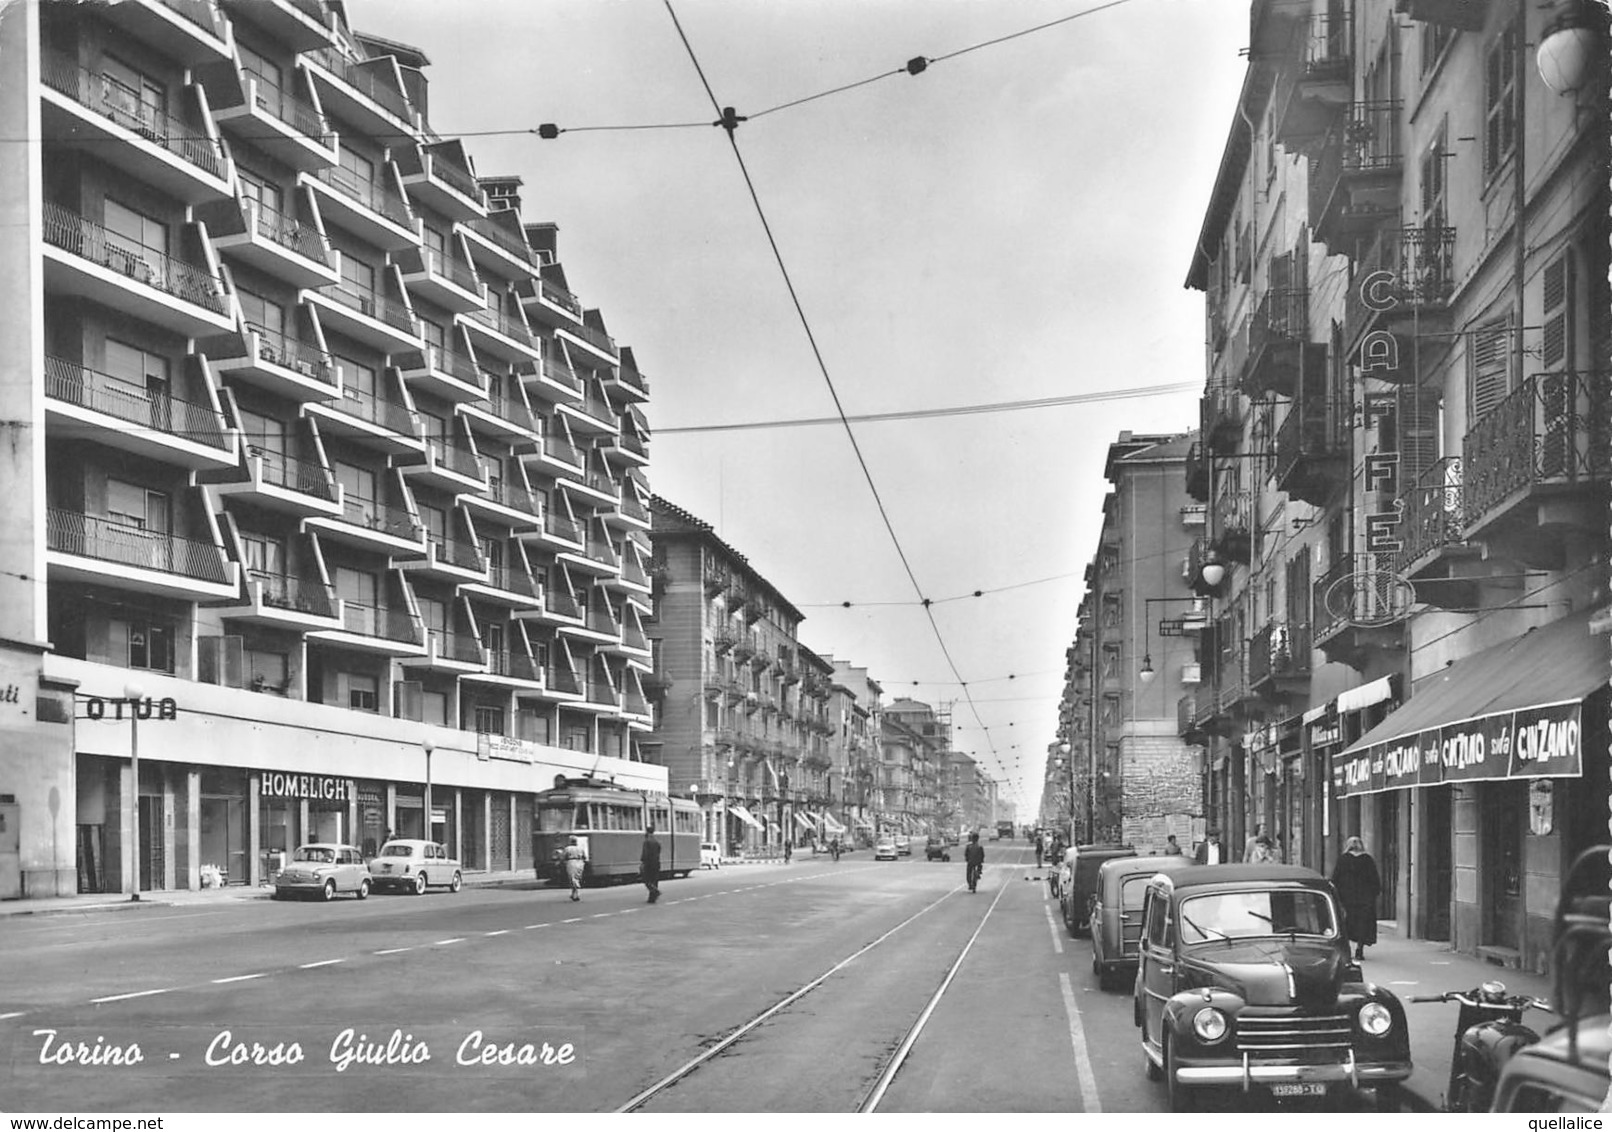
[1270,1084,1328,1098]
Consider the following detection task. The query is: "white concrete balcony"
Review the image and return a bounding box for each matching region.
[301,164,421,251]
[399,628,487,675]
[301,283,422,354]
[218,568,342,631]
[208,445,343,519]
[219,0,336,52]
[97,0,234,66]
[462,562,544,611]
[460,216,540,283]
[398,245,485,313]
[556,386,619,436]
[214,74,338,172]
[207,322,340,403]
[522,349,585,405]
[46,507,238,601]
[399,146,487,222]
[210,194,339,289]
[396,343,487,404]
[398,435,489,494]
[458,303,540,364]
[462,649,546,690]
[307,601,427,657]
[460,476,542,532]
[304,48,418,140]
[395,535,487,585]
[303,388,423,457]
[457,385,540,446]
[44,356,237,472]
[305,499,427,557]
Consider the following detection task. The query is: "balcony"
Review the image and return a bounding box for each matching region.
[1242,288,1325,398]
[1247,621,1312,698]
[207,321,339,403]
[1310,102,1404,251]
[1184,441,1210,503]
[557,386,619,436]
[1270,11,1351,148]
[524,505,585,554]
[526,431,586,481]
[302,283,421,354]
[543,584,583,625]
[219,0,336,51]
[46,507,236,600]
[209,445,342,518]
[461,475,542,530]
[397,246,485,313]
[542,661,584,699]
[1274,396,1349,506]
[304,48,417,140]
[1344,225,1456,365]
[42,203,232,337]
[309,602,426,657]
[214,74,337,171]
[396,343,486,403]
[301,165,420,251]
[1200,384,1243,454]
[399,145,487,221]
[559,526,621,578]
[40,51,230,203]
[462,562,543,610]
[458,382,539,442]
[95,0,233,66]
[463,649,544,689]
[557,601,621,646]
[556,318,619,365]
[399,434,488,493]
[303,386,422,455]
[557,466,618,511]
[1394,0,1491,32]
[604,359,649,402]
[209,195,334,289]
[1461,369,1611,567]
[397,533,486,584]
[44,356,235,471]
[400,628,487,674]
[459,303,540,363]
[1396,456,1483,608]
[603,483,652,532]
[1210,489,1253,565]
[222,568,341,631]
[305,497,426,556]
[1312,553,1409,669]
[526,346,585,404]
[461,215,539,281]
[525,276,585,330]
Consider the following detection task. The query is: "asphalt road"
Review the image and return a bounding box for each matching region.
[0,842,1379,1113]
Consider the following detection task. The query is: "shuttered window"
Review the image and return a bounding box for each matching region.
[1540,252,1574,370]
[1470,317,1512,422]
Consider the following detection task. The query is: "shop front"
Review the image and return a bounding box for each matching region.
[1332,612,1606,970]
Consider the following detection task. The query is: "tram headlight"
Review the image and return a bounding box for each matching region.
[1192,1007,1229,1044]
[1358,1002,1393,1037]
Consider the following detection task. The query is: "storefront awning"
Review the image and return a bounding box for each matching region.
[1333,611,1603,798]
[853,817,874,829]
[728,804,764,831]
[822,813,847,835]
[792,811,816,832]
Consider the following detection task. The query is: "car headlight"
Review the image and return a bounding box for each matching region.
[1192,1007,1229,1043]
[1358,1002,1393,1037]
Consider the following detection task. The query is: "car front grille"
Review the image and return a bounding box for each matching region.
[1235,1011,1353,1056]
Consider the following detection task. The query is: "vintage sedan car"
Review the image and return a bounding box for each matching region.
[368,839,463,895]
[925,835,951,862]
[893,835,912,856]
[1492,1016,1611,1112]
[274,843,371,901]
[1135,864,1411,1111]
[874,837,899,861]
[1089,854,1195,989]
[1060,843,1135,938]
[700,842,722,869]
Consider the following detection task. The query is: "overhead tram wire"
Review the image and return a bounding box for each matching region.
[661,2,1014,784]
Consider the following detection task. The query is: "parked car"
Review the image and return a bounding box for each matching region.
[1135,864,1411,1111]
[700,842,722,869]
[274,843,371,901]
[1060,842,1135,938]
[368,839,463,895]
[893,835,912,857]
[874,837,898,861]
[925,835,951,862]
[1089,854,1194,989]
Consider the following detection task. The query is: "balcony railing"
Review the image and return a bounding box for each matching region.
[431,536,483,571]
[41,50,225,177]
[484,562,539,598]
[340,497,421,540]
[1310,101,1402,232]
[311,165,414,229]
[481,387,535,431]
[546,664,581,694]
[335,388,415,434]
[44,356,227,447]
[342,603,418,642]
[1344,224,1455,347]
[240,196,328,264]
[545,587,580,620]
[544,434,582,468]
[308,47,413,122]
[1398,455,1465,570]
[1463,370,1612,526]
[400,246,480,293]
[158,0,226,35]
[247,322,334,383]
[573,320,616,355]
[486,650,541,681]
[546,511,580,544]
[539,278,582,317]
[421,149,481,202]
[1312,553,1404,642]
[427,628,483,663]
[466,303,532,346]
[425,436,484,479]
[467,216,537,266]
[245,77,331,144]
[540,354,583,394]
[401,344,480,386]
[248,568,334,616]
[46,508,228,581]
[484,476,538,515]
[1248,621,1312,687]
[43,202,227,313]
[322,285,417,334]
[245,445,337,501]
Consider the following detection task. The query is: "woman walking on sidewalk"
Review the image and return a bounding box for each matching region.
[1331,835,1382,960]
[562,836,587,901]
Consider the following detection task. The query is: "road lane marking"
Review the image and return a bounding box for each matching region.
[485,929,510,936]
[591,913,612,918]
[1059,972,1103,1113]
[374,947,412,954]
[211,974,267,984]
[561,917,583,923]
[524,925,545,930]
[0,1012,25,1020]
[434,938,466,945]
[1043,904,1065,954]
[90,988,172,1003]
[298,959,344,969]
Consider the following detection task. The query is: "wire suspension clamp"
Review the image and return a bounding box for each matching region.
[714,106,748,135]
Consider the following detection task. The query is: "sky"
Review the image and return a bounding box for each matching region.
[360,0,1251,817]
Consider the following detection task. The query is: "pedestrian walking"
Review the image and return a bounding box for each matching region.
[562,836,587,901]
[641,825,662,904]
[784,839,793,864]
[1247,834,1278,865]
[1194,828,1224,864]
[964,831,985,893]
[1034,833,1045,867]
[1244,823,1267,862]
[1165,834,1184,856]
[1331,835,1381,959]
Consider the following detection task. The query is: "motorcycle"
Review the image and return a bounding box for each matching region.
[1408,982,1553,1111]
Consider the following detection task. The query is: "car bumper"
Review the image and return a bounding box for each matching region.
[274,878,331,894]
[368,873,416,888]
[1176,1054,1414,1089]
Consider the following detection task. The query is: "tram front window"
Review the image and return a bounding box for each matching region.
[537,806,573,833]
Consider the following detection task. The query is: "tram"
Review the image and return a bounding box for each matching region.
[533,777,703,886]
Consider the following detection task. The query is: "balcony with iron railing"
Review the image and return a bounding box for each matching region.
[305,282,421,354]
[545,586,581,621]
[44,355,231,462]
[40,50,227,191]
[244,444,338,503]
[327,496,423,544]
[46,507,230,586]
[217,75,336,169]
[327,387,417,438]
[1461,369,1612,556]
[476,475,540,523]
[398,344,483,399]
[1344,224,1456,359]
[465,215,538,271]
[1310,102,1403,248]
[483,649,542,683]
[339,603,421,644]
[544,509,582,546]
[306,164,418,245]
[1397,455,1467,575]
[482,562,540,600]
[96,0,231,66]
[1274,397,1349,507]
[536,277,583,319]
[545,663,582,695]
[244,567,337,619]
[397,245,484,312]
[1247,621,1312,694]
[243,321,336,385]
[1311,552,1409,668]
[399,147,486,220]
[42,201,230,335]
[1271,10,1351,147]
[1243,288,1323,398]
[1200,384,1243,454]
[305,47,414,127]
[1211,488,1254,564]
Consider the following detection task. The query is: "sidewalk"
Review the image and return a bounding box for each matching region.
[1363,924,1554,1111]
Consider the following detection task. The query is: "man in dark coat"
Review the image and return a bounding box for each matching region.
[641,826,662,904]
[1331,835,1381,959]
[963,831,985,893]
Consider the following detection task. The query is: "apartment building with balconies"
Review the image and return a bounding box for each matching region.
[1180,0,1609,971]
[0,0,664,901]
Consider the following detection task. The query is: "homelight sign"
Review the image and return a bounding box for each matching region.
[1331,699,1583,798]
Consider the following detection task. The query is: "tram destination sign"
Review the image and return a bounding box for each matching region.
[1331,698,1583,798]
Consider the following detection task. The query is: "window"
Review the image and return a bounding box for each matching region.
[1541,252,1576,370]
[472,704,505,735]
[112,616,174,673]
[237,288,286,342]
[1421,120,1448,229]
[101,55,165,135]
[239,530,284,576]
[1484,22,1517,180]
[421,690,448,725]
[104,339,170,414]
[246,648,289,692]
[483,621,505,655]
[238,43,283,97]
[237,169,284,216]
[237,408,285,458]
[344,672,378,712]
[1470,316,1513,421]
[104,198,166,263]
[334,566,377,608]
[341,254,375,306]
[1421,21,1456,78]
[107,479,167,532]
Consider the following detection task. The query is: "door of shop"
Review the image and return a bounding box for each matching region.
[1482,782,1523,950]
[1421,786,1452,940]
[1374,791,1398,918]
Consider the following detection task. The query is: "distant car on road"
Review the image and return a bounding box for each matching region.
[874,837,898,861]
[894,835,912,856]
[700,842,722,869]
[925,835,951,862]
[274,843,371,901]
[368,839,463,895]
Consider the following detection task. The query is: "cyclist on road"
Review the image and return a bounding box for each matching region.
[830,837,841,862]
[964,831,985,893]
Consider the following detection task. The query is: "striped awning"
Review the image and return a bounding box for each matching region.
[792,811,815,832]
[822,813,847,835]
[728,804,764,831]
